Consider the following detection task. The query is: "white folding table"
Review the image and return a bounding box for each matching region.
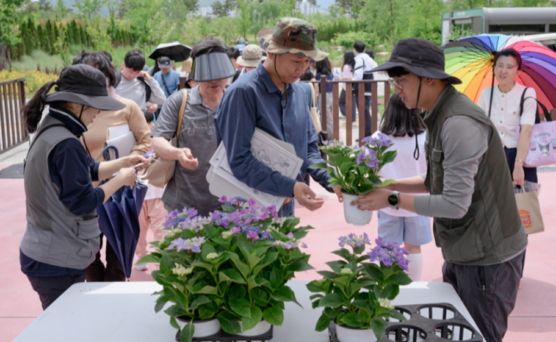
[14,281,480,342]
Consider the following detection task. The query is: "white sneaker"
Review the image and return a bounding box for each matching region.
[136,263,149,271]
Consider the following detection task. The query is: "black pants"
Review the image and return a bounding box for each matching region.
[339,89,356,122]
[85,234,125,282]
[355,94,372,137]
[443,251,525,342]
[27,273,86,310]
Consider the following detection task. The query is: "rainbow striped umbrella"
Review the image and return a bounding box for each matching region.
[444,34,556,111]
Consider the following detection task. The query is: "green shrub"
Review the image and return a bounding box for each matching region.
[333,31,379,51]
[11,50,66,73]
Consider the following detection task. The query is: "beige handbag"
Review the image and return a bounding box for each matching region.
[515,187,544,235]
[309,83,322,133]
[143,89,188,188]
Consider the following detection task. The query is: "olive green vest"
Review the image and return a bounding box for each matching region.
[423,85,527,266]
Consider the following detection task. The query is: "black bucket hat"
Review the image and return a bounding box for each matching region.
[46,64,125,111]
[371,38,462,85]
[190,52,236,82]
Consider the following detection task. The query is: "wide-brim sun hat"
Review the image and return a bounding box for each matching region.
[371,38,462,85]
[256,17,328,62]
[236,44,264,68]
[46,64,125,111]
[189,52,236,82]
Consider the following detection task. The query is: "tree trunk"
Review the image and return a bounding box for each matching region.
[7,47,12,71]
[0,45,7,72]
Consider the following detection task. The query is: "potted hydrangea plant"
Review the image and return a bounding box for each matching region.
[137,197,313,342]
[310,134,397,225]
[306,234,412,342]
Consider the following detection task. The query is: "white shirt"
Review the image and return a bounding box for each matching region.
[477,83,536,148]
[353,53,378,96]
[340,64,353,91]
[375,131,427,217]
[115,76,166,111]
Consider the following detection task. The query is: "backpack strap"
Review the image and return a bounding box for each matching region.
[137,76,152,102]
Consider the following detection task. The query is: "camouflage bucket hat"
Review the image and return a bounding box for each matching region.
[256,17,328,61]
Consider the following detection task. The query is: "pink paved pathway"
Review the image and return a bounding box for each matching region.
[1,164,555,341]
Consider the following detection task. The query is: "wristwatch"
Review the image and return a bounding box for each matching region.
[388,191,400,210]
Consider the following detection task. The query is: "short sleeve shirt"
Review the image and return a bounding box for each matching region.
[154,69,181,98]
[151,87,220,216]
[477,83,536,148]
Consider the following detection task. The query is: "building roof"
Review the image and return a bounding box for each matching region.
[483,7,556,25]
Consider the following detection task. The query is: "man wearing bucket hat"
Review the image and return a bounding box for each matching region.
[351,38,527,342]
[151,37,236,216]
[215,18,342,217]
[231,44,265,83]
[20,64,147,309]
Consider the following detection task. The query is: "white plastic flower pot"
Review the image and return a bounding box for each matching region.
[176,317,221,338]
[335,323,377,342]
[342,193,372,226]
[237,320,271,337]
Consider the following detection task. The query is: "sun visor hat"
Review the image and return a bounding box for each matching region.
[371,38,462,85]
[190,52,236,82]
[46,64,125,111]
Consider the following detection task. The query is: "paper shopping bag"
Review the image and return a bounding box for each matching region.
[514,190,544,235]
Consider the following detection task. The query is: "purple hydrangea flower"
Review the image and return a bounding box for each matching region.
[261,231,274,239]
[367,237,410,271]
[163,207,198,228]
[190,237,205,253]
[338,233,371,248]
[361,133,393,148]
[357,148,379,169]
[167,238,188,252]
[232,227,241,234]
[167,237,205,253]
[246,231,259,240]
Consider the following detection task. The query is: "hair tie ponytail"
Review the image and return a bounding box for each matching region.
[22,80,58,133]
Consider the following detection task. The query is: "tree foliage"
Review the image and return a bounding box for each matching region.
[211,0,235,17]
[3,0,556,71]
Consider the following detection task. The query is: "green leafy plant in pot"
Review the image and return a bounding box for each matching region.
[213,197,313,336]
[138,197,313,341]
[306,234,412,341]
[309,134,397,225]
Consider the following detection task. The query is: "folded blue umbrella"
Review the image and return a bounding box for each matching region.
[97,146,148,278]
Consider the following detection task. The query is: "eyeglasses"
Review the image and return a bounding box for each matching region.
[388,74,410,89]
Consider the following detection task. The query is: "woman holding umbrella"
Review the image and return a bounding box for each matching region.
[19,64,147,309]
[73,51,151,282]
[478,48,538,188]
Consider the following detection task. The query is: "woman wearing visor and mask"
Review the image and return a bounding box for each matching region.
[151,38,236,216]
[20,65,146,309]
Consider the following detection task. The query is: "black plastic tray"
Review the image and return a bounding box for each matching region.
[176,325,273,342]
[328,303,483,342]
